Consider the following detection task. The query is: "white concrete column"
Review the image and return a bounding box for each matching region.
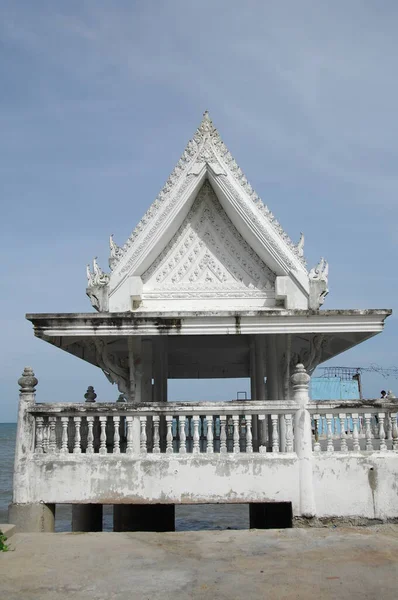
[249,337,256,400]
[265,335,279,399]
[254,335,266,401]
[128,337,142,403]
[292,363,316,517]
[141,339,153,403]
[253,335,267,449]
[154,338,168,403]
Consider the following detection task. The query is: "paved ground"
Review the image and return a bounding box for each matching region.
[1,526,398,599]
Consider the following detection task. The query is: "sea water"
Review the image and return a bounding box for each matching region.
[0,423,248,531]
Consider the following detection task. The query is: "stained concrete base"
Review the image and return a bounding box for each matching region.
[8,503,55,533]
[2,526,398,599]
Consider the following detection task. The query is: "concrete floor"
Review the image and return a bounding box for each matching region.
[1,526,398,600]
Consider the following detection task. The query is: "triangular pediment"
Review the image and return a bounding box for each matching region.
[87,112,330,312]
[141,181,275,308]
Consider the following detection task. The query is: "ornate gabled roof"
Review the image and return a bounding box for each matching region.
[109,112,307,277]
[86,112,331,312]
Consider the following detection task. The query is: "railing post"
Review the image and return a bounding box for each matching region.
[9,368,55,532]
[292,363,316,518]
[12,367,37,502]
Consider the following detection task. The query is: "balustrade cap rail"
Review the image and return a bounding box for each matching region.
[308,400,398,412]
[28,400,299,416]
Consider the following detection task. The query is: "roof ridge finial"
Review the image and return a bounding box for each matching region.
[198,110,214,137]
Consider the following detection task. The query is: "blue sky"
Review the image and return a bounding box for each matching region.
[1,0,397,421]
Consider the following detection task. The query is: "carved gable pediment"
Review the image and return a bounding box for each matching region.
[141,181,276,309]
[86,112,329,312]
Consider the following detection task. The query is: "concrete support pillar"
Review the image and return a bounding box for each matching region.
[154,338,168,403]
[9,502,55,533]
[72,504,103,532]
[249,502,293,529]
[141,339,153,403]
[252,335,266,449]
[265,335,279,399]
[113,504,175,532]
[292,364,316,517]
[128,337,142,403]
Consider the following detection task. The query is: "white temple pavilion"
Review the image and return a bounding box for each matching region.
[10,112,397,533]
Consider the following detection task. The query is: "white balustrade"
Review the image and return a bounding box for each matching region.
[29,400,398,457]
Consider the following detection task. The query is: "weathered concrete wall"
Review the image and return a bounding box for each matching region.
[14,454,300,512]
[13,452,398,520]
[313,454,398,520]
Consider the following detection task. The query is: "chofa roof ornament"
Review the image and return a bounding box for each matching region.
[309,257,329,309]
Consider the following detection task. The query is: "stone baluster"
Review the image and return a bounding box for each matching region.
[271,415,279,452]
[60,417,69,453]
[258,414,267,452]
[152,415,160,454]
[166,416,174,454]
[339,413,348,452]
[285,414,293,453]
[126,416,134,454]
[206,415,214,454]
[48,417,57,453]
[364,414,373,451]
[325,414,334,452]
[139,416,147,454]
[232,415,240,453]
[378,413,387,451]
[113,416,120,454]
[245,414,253,453]
[86,416,94,454]
[352,414,360,452]
[99,416,107,455]
[73,417,82,454]
[192,415,200,454]
[292,363,316,517]
[35,417,44,454]
[220,415,227,453]
[178,416,186,454]
[42,421,49,453]
[391,413,398,451]
[386,412,392,440]
[313,414,321,453]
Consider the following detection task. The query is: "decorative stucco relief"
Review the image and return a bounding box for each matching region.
[142,181,276,299]
[110,112,307,279]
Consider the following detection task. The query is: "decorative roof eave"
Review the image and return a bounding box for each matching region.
[107,112,309,293]
[26,309,391,338]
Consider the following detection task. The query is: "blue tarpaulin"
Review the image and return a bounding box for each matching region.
[310,377,360,401]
